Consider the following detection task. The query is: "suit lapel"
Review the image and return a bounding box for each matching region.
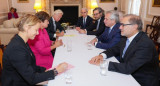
[122,32,143,60]
[107,23,120,39]
[120,38,127,60]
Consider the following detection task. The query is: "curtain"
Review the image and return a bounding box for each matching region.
[127,0,141,15]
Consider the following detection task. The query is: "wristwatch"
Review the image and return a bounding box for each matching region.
[53,68,58,76]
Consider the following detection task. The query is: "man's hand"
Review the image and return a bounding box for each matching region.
[89,55,103,65]
[56,31,64,37]
[78,29,86,34]
[76,27,80,31]
[90,38,98,46]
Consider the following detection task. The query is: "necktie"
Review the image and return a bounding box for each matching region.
[122,39,130,58]
[53,21,56,32]
[96,20,100,30]
[108,28,111,36]
[83,18,86,28]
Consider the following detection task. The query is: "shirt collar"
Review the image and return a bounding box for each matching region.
[110,24,116,30]
[97,17,101,22]
[128,32,139,43]
[52,17,55,22]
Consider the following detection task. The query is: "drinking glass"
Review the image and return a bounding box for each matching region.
[100,59,108,76]
[87,43,92,50]
[65,70,72,84]
[67,40,72,52]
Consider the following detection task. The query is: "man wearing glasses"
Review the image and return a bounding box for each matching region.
[78,7,105,36]
[76,8,93,30]
[89,14,159,86]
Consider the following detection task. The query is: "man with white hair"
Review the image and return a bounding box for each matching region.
[76,8,93,30]
[46,9,65,41]
[89,10,121,50]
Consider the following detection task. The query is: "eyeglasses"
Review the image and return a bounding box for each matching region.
[120,23,134,27]
[92,13,99,16]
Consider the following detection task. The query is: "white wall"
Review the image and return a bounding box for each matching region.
[96,0,118,12]
[12,0,35,13]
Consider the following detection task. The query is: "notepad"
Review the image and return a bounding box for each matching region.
[64,34,75,37]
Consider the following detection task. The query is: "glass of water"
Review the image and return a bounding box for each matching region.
[100,59,108,76]
[67,40,72,52]
[65,70,72,84]
[87,43,92,50]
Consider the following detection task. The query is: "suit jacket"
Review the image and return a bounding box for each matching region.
[103,32,159,86]
[28,29,53,69]
[96,23,121,49]
[2,34,55,86]
[86,16,105,36]
[46,17,65,41]
[8,12,19,20]
[76,15,93,29]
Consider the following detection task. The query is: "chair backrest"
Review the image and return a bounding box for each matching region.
[149,26,160,42]
[151,16,160,27]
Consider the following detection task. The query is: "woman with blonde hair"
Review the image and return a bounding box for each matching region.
[2,14,67,86]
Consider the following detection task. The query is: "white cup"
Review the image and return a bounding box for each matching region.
[67,40,72,52]
[100,59,108,76]
[65,70,72,84]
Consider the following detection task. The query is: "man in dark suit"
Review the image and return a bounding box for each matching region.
[78,7,105,36]
[76,8,93,30]
[46,9,65,41]
[89,14,159,86]
[89,11,121,49]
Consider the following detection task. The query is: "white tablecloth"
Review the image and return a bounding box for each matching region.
[48,29,140,86]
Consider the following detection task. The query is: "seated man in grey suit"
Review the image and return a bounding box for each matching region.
[46,9,65,41]
[89,14,159,86]
[78,7,105,37]
[89,10,121,49]
[76,8,93,30]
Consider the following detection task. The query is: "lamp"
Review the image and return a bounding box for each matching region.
[91,1,98,9]
[34,0,42,12]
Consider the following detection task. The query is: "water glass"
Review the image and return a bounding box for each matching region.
[100,59,108,76]
[67,40,72,52]
[65,70,72,84]
[87,43,92,50]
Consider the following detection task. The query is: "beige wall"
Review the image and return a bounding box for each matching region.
[96,0,118,12]
[12,0,36,16]
[0,0,9,24]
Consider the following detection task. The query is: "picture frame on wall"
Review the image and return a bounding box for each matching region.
[17,0,29,3]
[100,0,115,3]
[152,0,160,7]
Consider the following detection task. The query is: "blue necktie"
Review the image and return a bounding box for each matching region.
[122,39,130,58]
[108,28,111,36]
